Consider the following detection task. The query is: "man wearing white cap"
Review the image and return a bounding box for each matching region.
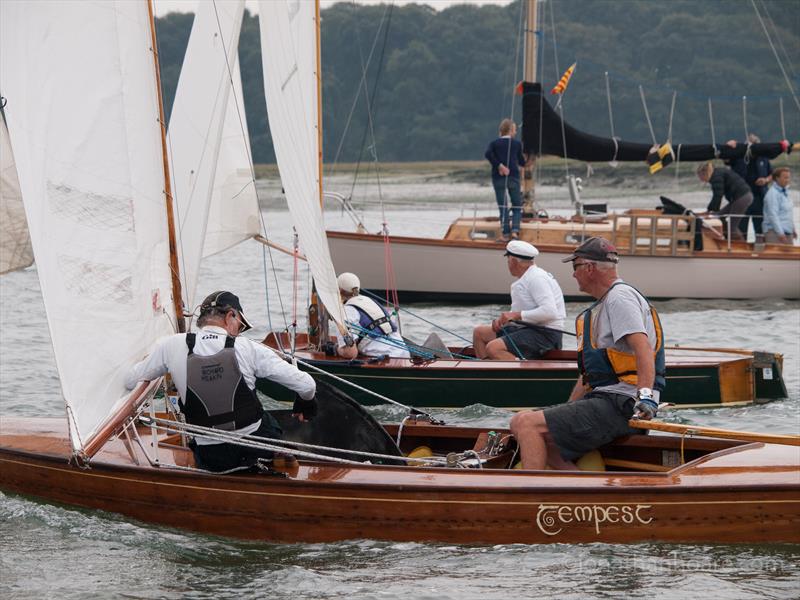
[334,273,410,360]
[472,240,566,360]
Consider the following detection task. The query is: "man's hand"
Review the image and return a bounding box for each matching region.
[498,164,510,176]
[292,394,318,422]
[633,388,658,420]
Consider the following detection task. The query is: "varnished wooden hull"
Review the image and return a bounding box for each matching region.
[1,417,798,544]
[260,334,787,409]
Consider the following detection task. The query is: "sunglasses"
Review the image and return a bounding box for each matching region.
[572,262,592,272]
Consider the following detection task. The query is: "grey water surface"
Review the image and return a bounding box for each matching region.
[1,189,799,599]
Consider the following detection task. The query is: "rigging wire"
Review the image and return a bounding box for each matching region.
[750,0,800,112]
[638,85,658,146]
[757,0,797,79]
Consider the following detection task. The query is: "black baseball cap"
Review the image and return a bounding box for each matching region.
[199,290,252,332]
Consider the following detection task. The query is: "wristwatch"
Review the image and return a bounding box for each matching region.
[637,387,654,400]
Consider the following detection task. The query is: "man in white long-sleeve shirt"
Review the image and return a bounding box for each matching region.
[126,290,316,472]
[473,241,566,360]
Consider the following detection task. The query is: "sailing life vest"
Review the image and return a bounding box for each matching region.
[181,333,263,431]
[345,295,396,349]
[576,282,666,391]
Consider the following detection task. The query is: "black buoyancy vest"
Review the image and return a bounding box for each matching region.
[182,333,263,431]
[576,282,666,391]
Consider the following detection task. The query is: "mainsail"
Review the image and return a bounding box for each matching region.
[521,82,792,163]
[258,0,348,331]
[0,1,176,453]
[168,0,259,312]
[0,110,33,274]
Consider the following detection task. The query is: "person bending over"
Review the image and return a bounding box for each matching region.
[126,291,317,472]
[334,272,410,360]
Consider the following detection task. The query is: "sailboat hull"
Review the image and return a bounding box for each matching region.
[326,230,800,302]
[259,334,786,409]
[1,417,798,544]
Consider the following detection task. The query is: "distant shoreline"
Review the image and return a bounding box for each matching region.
[254,154,799,189]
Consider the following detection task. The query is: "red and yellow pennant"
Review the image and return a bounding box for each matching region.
[551,63,576,95]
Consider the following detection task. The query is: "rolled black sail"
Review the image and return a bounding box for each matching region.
[520,82,791,163]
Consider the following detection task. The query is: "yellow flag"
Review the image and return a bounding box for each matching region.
[551,63,576,95]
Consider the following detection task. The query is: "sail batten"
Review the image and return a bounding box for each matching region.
[0,0,176,453]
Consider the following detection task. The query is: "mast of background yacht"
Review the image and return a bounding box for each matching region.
[522,0,538,212]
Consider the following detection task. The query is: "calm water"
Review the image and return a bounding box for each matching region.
[1,184,799,599]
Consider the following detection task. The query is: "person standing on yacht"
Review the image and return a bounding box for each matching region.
[762,167,797,245]
[509,237,665,470]
[472,240,566,360]
[485,118,527,241]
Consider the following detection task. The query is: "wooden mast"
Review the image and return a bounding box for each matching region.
[522,0,538,213]
[147,0,186,334]
[308,0,329,348]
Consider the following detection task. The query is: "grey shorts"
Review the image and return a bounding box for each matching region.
[499,323,562,359]
[543,391,638,461]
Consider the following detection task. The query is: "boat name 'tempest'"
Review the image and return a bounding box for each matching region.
[536,504,653,536]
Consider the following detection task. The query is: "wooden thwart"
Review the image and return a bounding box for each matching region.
[629,419,800,447]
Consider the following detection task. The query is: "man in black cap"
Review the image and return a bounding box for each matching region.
[509,237,665,469]
[126,290,317,472]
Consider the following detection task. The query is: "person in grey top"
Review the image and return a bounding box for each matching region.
[509,237,664,470]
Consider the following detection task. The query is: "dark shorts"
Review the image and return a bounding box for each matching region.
[193,411,283,472]
[543,391,638,462]
[499,323,562,359]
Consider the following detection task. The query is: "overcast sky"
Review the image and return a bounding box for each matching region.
[154,0,514,16]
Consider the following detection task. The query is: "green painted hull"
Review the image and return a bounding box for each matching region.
[257,360,757,410]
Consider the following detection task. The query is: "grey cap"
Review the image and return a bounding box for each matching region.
[561,236,619,263]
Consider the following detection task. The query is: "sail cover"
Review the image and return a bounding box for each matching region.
[169,0,259,312]
[0,1,175,453]
[0,110,33,274]
[521,82,792,163]
[258,0,348,331]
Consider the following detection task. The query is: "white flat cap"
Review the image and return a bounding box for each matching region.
[504,240,539,259]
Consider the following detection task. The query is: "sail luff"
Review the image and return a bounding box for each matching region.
[258,0,348,331]
[148,0,185,333]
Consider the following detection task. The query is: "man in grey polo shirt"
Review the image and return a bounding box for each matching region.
[509,237,665,469]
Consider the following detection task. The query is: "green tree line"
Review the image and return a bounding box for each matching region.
[155,0,799,165]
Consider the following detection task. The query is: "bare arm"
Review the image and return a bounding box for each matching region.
[567,376,588,401]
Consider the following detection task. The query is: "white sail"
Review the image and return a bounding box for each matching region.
[203,60,260,262]
[168,0,255,312]
[0,113,33,274]
[0,1,175,453]
[258,0,347,331]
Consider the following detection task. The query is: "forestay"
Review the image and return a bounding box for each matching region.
[0,113,33,274]
[0,1,176,453]
[258,0,348,331]
[168,0,259,312]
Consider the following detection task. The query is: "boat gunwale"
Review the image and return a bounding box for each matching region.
[326,229,800,261]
